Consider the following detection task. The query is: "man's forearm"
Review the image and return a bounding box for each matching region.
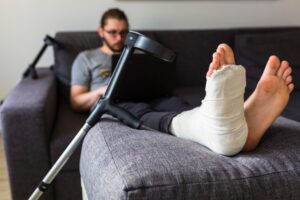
[71,90,101,111]
[70,85,108,111]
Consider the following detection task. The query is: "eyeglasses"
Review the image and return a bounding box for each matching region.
[104,29,129,38]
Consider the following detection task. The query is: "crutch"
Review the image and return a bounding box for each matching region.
[29,31,176,200]
[23,35,57,79]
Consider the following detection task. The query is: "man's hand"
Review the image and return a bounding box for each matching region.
[70,85,108,112]
[96,85,108,98]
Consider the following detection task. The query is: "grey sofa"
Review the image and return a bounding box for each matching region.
[1,27,300,200]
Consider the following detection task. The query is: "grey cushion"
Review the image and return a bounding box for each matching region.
[51,103,88,170]
[52,30,235,102]
[0,68,57,200]
[146,30,235,87]
[235,30,300,92]
[234,30,300,122]
[53,31,102,101]
[80,117,300,200]
[53,31,102,87]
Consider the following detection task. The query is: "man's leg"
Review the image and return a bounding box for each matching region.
[214,46,294,151]
[170,43,294,155]
[150,96,194,112]
[170,44,248,156]
[118,97,192,133]
[243,56,294,151]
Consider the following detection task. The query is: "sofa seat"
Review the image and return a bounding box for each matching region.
[50,103,88,199]
[80,117,300,199]
[51,103,87,170]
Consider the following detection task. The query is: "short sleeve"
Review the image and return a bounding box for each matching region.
[71,52,91,87]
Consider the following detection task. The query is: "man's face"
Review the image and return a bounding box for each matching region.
[99,18,129,53]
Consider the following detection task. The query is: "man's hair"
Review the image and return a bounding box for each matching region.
[100,8,129,28]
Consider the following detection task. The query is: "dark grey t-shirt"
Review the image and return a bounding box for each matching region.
[71,48,112,91]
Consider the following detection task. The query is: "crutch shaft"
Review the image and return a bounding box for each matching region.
[28,123,91,200]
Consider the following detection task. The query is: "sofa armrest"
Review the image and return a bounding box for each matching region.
[0,68,57,200]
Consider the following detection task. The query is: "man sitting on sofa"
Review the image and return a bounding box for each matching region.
[70,8,294,156]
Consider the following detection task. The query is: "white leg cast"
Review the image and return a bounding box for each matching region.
[171,65,248,156]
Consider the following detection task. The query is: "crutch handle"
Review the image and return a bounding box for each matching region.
[106,103,142,129]
[86,97,142,129]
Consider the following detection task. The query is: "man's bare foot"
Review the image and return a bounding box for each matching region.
[207,43,236,77]
[243,56,294,151]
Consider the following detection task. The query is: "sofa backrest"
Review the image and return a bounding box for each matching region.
[53,29,235,97]
[233,28,300,94]
[53,31,102,87]
[52,27,300,101]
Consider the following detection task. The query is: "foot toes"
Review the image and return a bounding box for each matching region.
[262,55,280,77]
[207,52,220,77]
[288,83,294,93]
[277,60,289,77]
[208,43,236,77]
[285,75,293,85]
[217,47,226,66]
[207,63,214,77]
[219,43,236,65]
[282,65,292,80]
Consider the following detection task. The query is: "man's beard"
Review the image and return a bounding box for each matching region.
[102,37,124,53]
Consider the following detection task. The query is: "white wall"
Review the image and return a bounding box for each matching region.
[1,0,300,99]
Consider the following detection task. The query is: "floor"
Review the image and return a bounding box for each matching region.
[0,132,11,200]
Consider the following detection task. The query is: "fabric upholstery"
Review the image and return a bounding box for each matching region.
[138,30,235,87]
[81,117,300,199]
[53,30,235,102]
[49,103,88,199]
[283,91,300,122]
[50,103,87,170]
[53,31,102,87]
[53,32,102,101]
[2,27,300,200]
[235,30,300,121]
[0,68,57,200]
[235,30,300,92]
[54,172,82,200]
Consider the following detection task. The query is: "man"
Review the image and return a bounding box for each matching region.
[71,8,129,111]
[71,8,294,156]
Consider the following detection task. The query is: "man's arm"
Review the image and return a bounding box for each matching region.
[70,85,107,112]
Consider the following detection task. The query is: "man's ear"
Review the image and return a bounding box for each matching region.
[97,26,104,38]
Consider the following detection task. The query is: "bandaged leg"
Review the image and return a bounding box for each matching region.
[170,65,248,156]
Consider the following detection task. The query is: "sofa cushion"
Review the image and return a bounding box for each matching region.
[234,31,300,122]
[147,30,235,87]
[51,103,88,170]
[234,30,300,93]
[80,117,300,200]
[52,30,235,101]
[53,32,102,100]
[283,91,300,122]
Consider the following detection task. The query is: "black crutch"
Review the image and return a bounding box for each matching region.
[23,35,57,79]
[29,31,176,200]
